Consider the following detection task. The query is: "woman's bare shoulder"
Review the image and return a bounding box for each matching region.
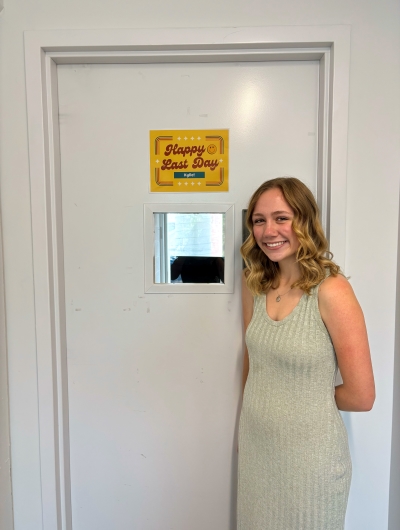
[319,274,353,298]
[318,273,361,316]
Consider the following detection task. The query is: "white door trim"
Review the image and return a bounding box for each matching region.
[144,203,235,293]
[24,26,350,530]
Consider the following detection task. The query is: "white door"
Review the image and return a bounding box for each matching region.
[57,59,319,529]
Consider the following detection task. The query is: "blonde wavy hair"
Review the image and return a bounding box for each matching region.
[241,177,340,295]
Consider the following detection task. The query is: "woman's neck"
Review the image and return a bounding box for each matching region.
[277,261,301,288]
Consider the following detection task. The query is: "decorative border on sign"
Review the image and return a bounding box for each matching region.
[206,168,224,186]
[155,168,173,186]
[154,136,173,155]
[154,136,173,186]
[205,135,224,154]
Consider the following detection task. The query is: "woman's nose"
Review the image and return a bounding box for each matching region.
[263,220,277,236]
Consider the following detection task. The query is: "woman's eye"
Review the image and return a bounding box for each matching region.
[277,217,289,222]
[253,219,264,224]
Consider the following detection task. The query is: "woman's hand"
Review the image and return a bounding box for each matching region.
[319,275,375,412]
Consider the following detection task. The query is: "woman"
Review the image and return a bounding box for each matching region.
[237,177,375,530]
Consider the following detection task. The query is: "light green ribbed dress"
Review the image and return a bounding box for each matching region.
[237,282,352,530]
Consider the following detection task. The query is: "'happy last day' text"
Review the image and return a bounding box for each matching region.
[160,143,220,171]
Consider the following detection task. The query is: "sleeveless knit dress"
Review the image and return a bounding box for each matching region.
[237,282,352,530]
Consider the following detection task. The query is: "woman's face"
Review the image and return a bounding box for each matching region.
[252,188,300,266]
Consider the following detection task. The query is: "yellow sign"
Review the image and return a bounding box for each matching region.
[150,130,229,192]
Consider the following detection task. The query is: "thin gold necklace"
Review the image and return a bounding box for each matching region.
[275,287,292,302]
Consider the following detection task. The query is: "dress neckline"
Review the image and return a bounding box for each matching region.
[263,292,306,326]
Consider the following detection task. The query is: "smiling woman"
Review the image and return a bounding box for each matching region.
[237,177,375,530]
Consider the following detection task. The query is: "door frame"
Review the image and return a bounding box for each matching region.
[24,26,350,530]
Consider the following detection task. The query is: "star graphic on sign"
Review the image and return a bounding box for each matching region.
[191,182,195,186]
[197,137,201,140]
[191,137,194,140]
[184,136,188,140]
[178,182,181,186]
[177,137,181,140]
[197,182,201,186]
[156,159,159,164]
[219,159,223,163]
[185,182,188,186]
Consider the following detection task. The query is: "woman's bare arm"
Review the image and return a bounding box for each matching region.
[319,275,375,412]
[241,272,254,395]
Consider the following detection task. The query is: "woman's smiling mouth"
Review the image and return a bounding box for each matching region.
[265,241,288,249]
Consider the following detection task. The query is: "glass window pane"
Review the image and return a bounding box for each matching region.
[154,213,225,284]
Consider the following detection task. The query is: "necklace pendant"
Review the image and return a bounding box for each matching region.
[276,295,281,302]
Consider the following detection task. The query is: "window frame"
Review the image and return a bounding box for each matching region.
[144,203,234,293]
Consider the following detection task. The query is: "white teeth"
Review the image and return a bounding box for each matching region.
[266,241,286,247]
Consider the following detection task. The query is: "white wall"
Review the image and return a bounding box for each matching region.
[0,1,399,529]
[0,208,13,529]
[389,196,400,529]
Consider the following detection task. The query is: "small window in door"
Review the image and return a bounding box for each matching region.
[144,204,234,293]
